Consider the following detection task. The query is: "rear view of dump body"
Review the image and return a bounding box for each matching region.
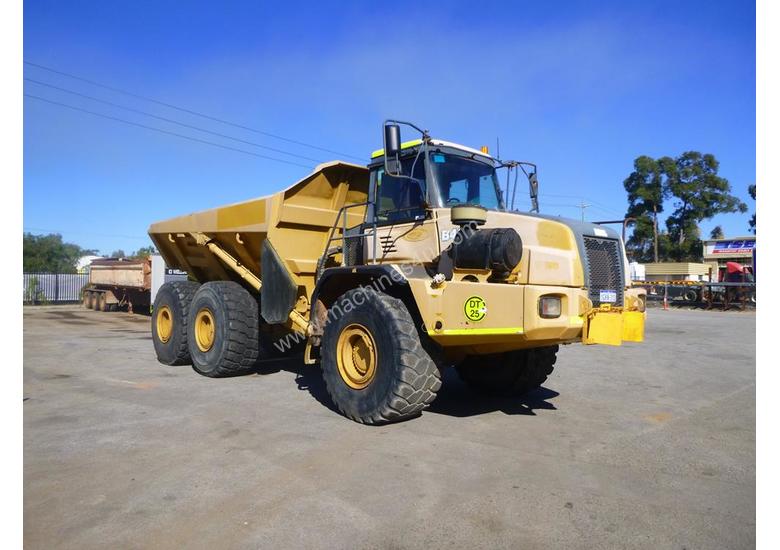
[83,256,188,313]
[147,123,645,424]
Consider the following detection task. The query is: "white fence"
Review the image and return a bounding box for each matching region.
[23,273,89,303]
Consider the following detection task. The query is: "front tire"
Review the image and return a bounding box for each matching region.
[152,281,200,365]
[456,346,558,396]
[321,288,442,425]
[187,281,265,378]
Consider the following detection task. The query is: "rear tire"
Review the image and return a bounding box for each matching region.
[321,288,442,425]
[152,281,200,366]
[83,291,94,309]
[456,346,558,396]
[92,292,103,311]
[187,281,265,378]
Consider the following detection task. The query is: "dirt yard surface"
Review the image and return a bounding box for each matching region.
[24,306,755,549]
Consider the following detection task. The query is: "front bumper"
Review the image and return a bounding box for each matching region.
[581,286,646,346]
[410,279,646,349]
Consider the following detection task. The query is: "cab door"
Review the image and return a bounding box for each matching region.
[366,166,441,265]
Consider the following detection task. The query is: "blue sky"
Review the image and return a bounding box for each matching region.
[23,0,756,255]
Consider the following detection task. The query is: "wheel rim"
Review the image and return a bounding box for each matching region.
[194,308,216,352]
[156,305,173,344]
[336,323,377,389]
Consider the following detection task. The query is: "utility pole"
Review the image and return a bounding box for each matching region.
[653,206,659,263]
[579,201,591,222]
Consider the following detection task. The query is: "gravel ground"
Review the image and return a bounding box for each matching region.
[23,305,755,549]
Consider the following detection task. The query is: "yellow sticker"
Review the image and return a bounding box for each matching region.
[464,296,487,322]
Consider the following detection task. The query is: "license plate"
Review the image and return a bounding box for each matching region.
[599,290,617,303]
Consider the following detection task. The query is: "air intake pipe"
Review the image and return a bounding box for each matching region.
[451,227,523,274]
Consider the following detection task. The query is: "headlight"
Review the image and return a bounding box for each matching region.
[539,296,562,319]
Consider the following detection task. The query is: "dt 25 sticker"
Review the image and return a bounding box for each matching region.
[464,296,487,322]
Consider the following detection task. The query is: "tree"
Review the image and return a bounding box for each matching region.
[110,249,127,259]
[623,156,668,262]
[748,184,756,234]
[709,226,724,239]
[664,152,746,255]
[624,151,747,263]
[23,233,93,273]
[130,245,157,259]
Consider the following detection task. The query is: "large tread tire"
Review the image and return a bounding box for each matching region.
[83,291,94,309]
[456,345,558,396]
[187,281,264,378]
[152,281,200,366]
[321,288,442,425]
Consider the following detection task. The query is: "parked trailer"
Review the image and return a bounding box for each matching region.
[82,255,187,313]
[634,280,755,309]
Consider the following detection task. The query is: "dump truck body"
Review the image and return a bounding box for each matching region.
[148,123,646,423]
[149,161,368,311]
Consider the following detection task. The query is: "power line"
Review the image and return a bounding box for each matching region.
[24,60,365,161]
[24,226,150,241]
[25,93,315,170]
[541,193,624,216]
[25,77,325,164]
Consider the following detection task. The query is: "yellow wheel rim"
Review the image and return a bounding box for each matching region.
[156,305,173,344]
[336,323,377,389]
[194,308,216,352]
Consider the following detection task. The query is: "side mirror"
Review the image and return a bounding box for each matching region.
[384,124,402,175]
[528,171,539,213]
[384,124,401,156]
[529,172,539,198]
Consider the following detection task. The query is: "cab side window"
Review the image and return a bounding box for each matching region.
[375,163,427,224]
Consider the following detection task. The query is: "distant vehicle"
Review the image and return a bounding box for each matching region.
[82,255,187,313]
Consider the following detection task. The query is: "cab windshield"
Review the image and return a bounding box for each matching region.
[372,149,504,225]
[428,152,503,210]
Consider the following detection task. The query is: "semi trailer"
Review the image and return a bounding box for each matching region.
[83,255,187,313]
[148,120,646,424]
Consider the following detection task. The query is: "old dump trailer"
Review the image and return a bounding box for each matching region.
[83,255,187,313]
[148,120,647,424]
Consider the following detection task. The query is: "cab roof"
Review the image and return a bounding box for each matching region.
[370,138,495,161]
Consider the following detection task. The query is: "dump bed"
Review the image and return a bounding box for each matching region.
[89,258,151,289]
[148,161,370,297]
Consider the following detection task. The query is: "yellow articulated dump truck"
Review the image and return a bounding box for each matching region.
[148,120,646,424]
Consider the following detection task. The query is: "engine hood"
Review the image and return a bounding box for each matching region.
[435,209,627,303]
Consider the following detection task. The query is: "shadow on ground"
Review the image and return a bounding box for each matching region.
[254,357,559,419]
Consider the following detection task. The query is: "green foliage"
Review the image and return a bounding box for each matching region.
[709,225,724,239]
[130,245,157,259]
[23,233,87,273]
[624,152,747,262]
[110,249,127,259]
[748,184,756,233]
[622,156,670,262]
[664,152,746,246]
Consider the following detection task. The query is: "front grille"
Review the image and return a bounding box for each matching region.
[583,236,624,306]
